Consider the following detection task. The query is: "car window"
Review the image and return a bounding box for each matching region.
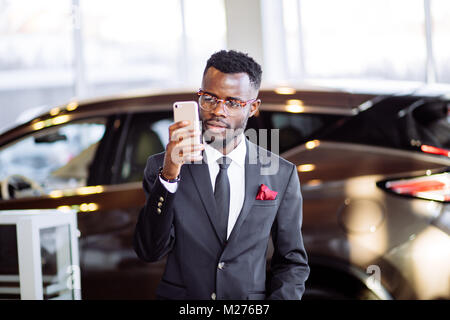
[0,119,106,198]
[268,112,346,153]
[325,97,450,152]
[116,112,171,183]
[412,101,450,149]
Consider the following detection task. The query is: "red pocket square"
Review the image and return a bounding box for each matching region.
[255,184,278,200]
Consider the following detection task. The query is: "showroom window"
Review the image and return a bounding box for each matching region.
[0,119,106,198]
[0,0,226,134]
[300,0,426,81]
[262,0,450,85]
[82,0,226,96]
[182,0,227,85]
[0,0,75,134]
[81,0,184,97]
[431,0,450,83]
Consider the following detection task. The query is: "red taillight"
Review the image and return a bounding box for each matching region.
[421,145,450,157]
[384,172,450,202]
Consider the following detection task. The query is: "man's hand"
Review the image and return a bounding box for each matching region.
[162,120,204,180]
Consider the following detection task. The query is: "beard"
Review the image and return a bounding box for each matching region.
[201,116,249,151]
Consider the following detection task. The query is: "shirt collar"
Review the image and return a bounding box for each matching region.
[204,133,247,168]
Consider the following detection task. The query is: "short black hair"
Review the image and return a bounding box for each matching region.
[203,50,262,90]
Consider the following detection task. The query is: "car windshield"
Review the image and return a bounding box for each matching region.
[321,96,450,152]
[0,119,106,195]
[248,111,346,154]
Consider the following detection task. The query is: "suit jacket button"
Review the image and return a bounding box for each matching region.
[157,202,163,208]
[159,197,164,202]
[211,292,216,300]
[218,262,225,270]
[156,208,162,214]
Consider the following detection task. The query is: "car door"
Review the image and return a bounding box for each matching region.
[78,110,172,299]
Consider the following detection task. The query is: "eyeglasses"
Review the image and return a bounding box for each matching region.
[197,89,258,116]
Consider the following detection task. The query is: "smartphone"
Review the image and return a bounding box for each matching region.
[173,101,202,156]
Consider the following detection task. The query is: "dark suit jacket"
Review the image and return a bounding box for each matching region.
[133,139,310,300]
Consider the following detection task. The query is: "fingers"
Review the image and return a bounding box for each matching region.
[169,143,204,164]
[171,128,202,143]
[169,120,191,137]
[163,121,203,172]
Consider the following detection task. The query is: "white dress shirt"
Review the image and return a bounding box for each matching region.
[160,134,247,239]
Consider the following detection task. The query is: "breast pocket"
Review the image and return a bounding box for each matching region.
[254,199,277,206]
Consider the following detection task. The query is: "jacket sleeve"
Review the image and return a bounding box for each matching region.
[267,164,310,300]
[133,154,177,262]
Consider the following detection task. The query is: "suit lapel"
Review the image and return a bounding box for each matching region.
[227,140,260,244]
[187,140,262,245]
[186,152,224,243]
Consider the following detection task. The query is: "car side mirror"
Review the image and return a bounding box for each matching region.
[34,132,67,143]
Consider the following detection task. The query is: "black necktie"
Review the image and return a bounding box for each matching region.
[214,156,231,241]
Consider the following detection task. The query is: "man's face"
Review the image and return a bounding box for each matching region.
[200,66,260,146]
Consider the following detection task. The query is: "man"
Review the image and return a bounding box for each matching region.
[133,50,309,300]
